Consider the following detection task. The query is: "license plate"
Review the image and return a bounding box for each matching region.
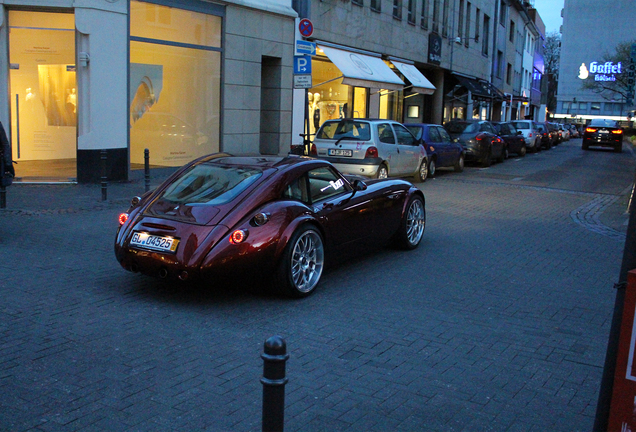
[599,129,608,134]
[328,149,353,157]
[130,232,179,253]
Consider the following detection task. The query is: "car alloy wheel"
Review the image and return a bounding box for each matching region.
[395,196,425,250]
[428,158,436,177]
[290,229,324,294]
[416,159,428,182]
[376,164,389,179]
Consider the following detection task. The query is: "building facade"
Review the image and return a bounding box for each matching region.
[555,0,636,124]
[0,0,297,183]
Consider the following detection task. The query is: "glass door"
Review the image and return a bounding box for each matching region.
[9,11,77,181]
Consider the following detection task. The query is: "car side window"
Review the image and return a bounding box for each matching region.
[428,127,441,142]
[378,124,396,144]
[307,167,350,203]
[438,127,452,143]
[393,124,416,145]
[482,123,495,133]
[282,174,310,204]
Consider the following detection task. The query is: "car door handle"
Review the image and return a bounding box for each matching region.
[387,193,401,200]
[322,202,334,210]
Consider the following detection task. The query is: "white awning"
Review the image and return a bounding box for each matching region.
[390,60,436,95]
[318,45,405,91]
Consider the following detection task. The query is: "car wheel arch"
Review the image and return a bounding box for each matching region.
[273,215,326,264]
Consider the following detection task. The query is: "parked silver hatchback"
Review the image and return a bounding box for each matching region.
[511,120,541,152]
[312,119,429,182]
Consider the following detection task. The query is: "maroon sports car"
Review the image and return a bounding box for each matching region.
[115,154,426,297]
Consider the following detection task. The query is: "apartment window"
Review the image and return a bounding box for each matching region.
[563,102,571,110]
[496,51,503,78]
[499,0,506,26]
[393,0,403,19]
[509,20,514,42]
[407,0,416,23]
[421,0,429,28]
[458,0,464,39]
[352,0,363,5]
[506,63,512,84]
[442,0,449,37]
[432,0,440,32]
[482,14,490,56]
[371,0,381,12]
[591,104,601,111]
[465,2,471,46]
[475,8,480,41]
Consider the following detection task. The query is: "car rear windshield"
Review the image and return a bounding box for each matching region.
[511,121,530,130]
[405,126,423,140]
[445,122,478,134]
[316,120,372,141]
[160,164,262,205]
[589,119,618,128]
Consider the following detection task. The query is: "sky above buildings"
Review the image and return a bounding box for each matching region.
[532,0,564,35]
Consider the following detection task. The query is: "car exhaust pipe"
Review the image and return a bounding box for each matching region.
[130,262,139,273]
[178,271,189,281]
[159,267,168,279]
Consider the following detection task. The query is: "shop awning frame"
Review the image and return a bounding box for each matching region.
[388,58,436,95]
[453,74,505,101]
[316,42,405,91]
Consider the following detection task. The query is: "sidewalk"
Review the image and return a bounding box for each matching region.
[0,167,178,213]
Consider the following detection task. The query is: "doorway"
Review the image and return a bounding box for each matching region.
[9,10,77,182]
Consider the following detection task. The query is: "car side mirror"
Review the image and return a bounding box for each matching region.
[352,179,367,191]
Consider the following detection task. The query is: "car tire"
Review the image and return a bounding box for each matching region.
[376,163,389,179]
[394,195,425,250]
[582,141,589,150]
[428,158,436,178]
[274,224,325,298]
[615,144,623,153]
[414,159,428,182]
[454,154,465,173]
[482,149,492,167]
[518,145,526,157]
[498,146,508,163]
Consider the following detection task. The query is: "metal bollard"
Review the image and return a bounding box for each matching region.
[261,336,289,432]
[144,148,150,192]
[100,150,107,201]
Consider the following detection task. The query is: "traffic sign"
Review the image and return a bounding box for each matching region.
[294,56,312,74]
[299,18,314,38]
[293,75,312,89]
[296,40,316,56]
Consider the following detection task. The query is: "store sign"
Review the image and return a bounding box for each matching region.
[578,61,623,82]
[428,33,442,65]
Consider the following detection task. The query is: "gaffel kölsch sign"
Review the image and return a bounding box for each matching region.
[578,61,623,82]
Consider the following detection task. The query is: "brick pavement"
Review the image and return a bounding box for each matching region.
[0,143,632,431]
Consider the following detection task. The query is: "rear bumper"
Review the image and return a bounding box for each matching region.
[317,156,383,177]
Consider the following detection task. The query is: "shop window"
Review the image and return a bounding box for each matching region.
[130,1,222,167]
[407,105,420,118]
[309,58,367,133]
[379,89,403,121]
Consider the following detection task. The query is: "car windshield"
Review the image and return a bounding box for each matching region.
[445,122,478,134]
[160,164,262,205]
[589,118,618,128]
[511,121,530,130]
[316,120,372,141]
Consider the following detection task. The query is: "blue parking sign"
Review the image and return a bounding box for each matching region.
[294,56,312,75]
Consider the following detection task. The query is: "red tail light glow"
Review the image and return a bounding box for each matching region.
[476,134,484,141]
[365,146,379,158]
[586,127,598,133]
[118,213,129,226]
[611,129,623,134]
[528,133,533,137]
[230,229,248,244]
[310,144,317,155]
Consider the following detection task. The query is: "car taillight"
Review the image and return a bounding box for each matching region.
[528,133,532,137]
[118,213,128,226]
[611,130,623,134]
[310,143,317,155]
[476,134,485,141]
[586,127,597,133]
[230,229,248,244]
[365,146,378,158]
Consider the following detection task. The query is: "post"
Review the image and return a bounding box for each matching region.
[261,336,289,432]
[100,150,107,201]
[0,154,5,209]
[144,148,150,192]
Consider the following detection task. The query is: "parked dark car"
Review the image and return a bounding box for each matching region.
[492,122,526,157]
[534,123,551,151]
[582,118,623,152]
[568,124,580,139]
[114,154,426,297]
[547,122,561,145]
[404,123,465,176]
[444,120,505,167]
